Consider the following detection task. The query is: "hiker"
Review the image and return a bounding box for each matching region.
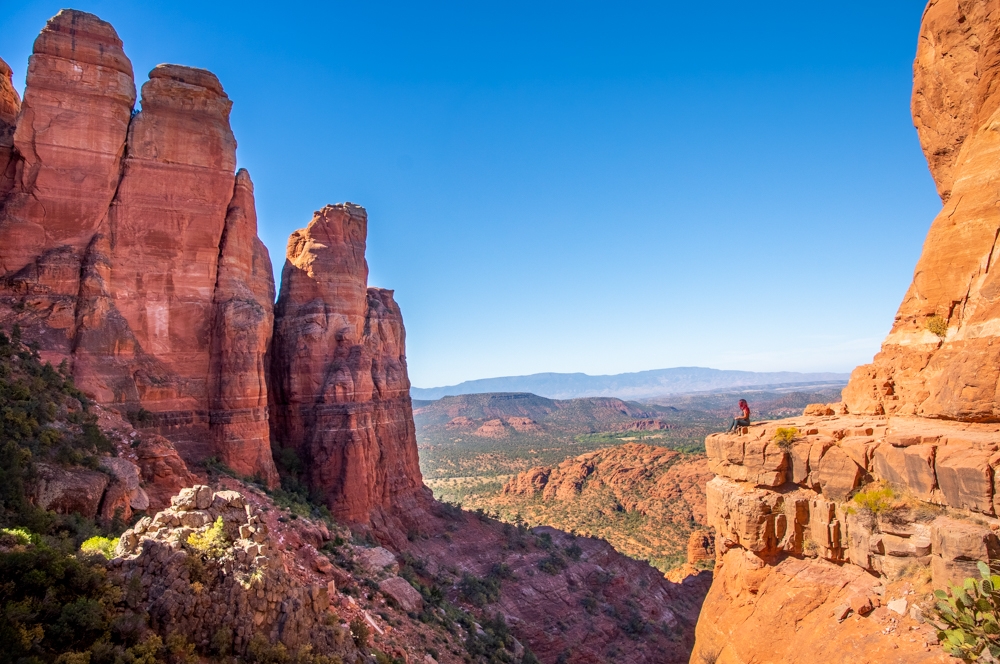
[726,399,751,432]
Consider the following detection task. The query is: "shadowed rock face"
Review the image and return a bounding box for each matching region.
[0,10,278,487]
[0,56,20,199]
[844,0,1000,422]
[269,204,430,541]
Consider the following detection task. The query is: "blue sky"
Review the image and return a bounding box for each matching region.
[1,1,938,387]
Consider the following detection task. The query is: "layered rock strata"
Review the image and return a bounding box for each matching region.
[692,415,995,662]
[0,10,277,485]
[269,204,429,538]
[843,0,1000,421]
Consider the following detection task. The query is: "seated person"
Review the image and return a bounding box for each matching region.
[726,399,751,432]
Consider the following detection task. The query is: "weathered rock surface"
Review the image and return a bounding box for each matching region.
[269,204,429,539]
[0,56,20,198]
[0,10,135,279]
[31,462,110,519]
[112,486,356,659]
[0,10,277,487]
[694,412,999,661]
[843,0,1000,422]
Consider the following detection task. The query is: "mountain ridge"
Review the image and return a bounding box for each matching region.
[412,366,850,400]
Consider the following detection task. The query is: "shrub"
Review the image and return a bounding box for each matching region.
[772,427,798,450]
[186,517,229,558]
[933,561,1000,661]
[852,484,897,516]
[538,551,568,575]
[80,536,117,560]
[0,526,36,546]
[927,315,949,338]
[349,617,370,648]
[459,572,501,607]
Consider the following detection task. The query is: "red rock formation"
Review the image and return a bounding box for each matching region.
[269,204,429,539]
[0,10,135,280]
[0,56,20,199]
[209,169,278,484]
[844,0,1000,422]
[0,10,279,488]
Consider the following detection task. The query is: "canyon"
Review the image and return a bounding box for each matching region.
[0,9,709,664]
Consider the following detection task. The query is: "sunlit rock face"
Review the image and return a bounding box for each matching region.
[269,203,429,541]
[843,0,1000,422]
[0,10,278,487]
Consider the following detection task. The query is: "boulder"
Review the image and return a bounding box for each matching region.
[31,463,109,518]
[379,576,423,612]
[815,445,862,501]
[935,444,994,514]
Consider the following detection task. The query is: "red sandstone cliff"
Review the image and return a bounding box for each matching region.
[692,4,1000,661]
[0,10,277,486]
[844,0,1000,422]
[269,204,430,541]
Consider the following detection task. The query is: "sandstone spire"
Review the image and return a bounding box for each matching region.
[270,204,428,540]
[0,10,135,277]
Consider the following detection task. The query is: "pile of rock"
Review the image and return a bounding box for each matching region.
[111,486,351,659]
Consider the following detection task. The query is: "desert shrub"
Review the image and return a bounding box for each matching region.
[459,572,501,607]
[565,542,583,561]
[537,551,568,575]
[0,526,36,546]
[80,536,117,560]
[0,533,159,663]
[125,408,153,428]
[927,315,949,338]
[772,427,798,450]
[247,634,290,664]
[349,617,370,648]
[933,561,1000,661]
[187,517,228,558]
[852,484,897,516]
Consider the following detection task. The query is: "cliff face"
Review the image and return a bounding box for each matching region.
[269,204,429,539]
[692,3,1000,661]
[843,0,1000,422]
[0,10,278,486]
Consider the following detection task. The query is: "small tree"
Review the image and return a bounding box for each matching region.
[934,561,1000,661]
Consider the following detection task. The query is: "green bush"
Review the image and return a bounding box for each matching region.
[772,427,798,450]
[933,561,1000,661]
[459,572,501,607]
[349,617,370,648]
[80,536,117,560]
[851,484,896,515]
[927,315,949,338]
[186,517,229,558]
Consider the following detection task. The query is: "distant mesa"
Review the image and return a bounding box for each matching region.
[412,366,850,401]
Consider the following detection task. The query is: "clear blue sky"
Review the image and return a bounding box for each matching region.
[2,1,939,388]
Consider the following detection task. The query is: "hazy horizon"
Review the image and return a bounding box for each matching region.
[2,1,938,387]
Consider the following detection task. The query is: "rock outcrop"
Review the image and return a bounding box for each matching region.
[269,204,429,538]
[843,0,1000,422]
[691,415,999,661]
[0,9,277,486]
